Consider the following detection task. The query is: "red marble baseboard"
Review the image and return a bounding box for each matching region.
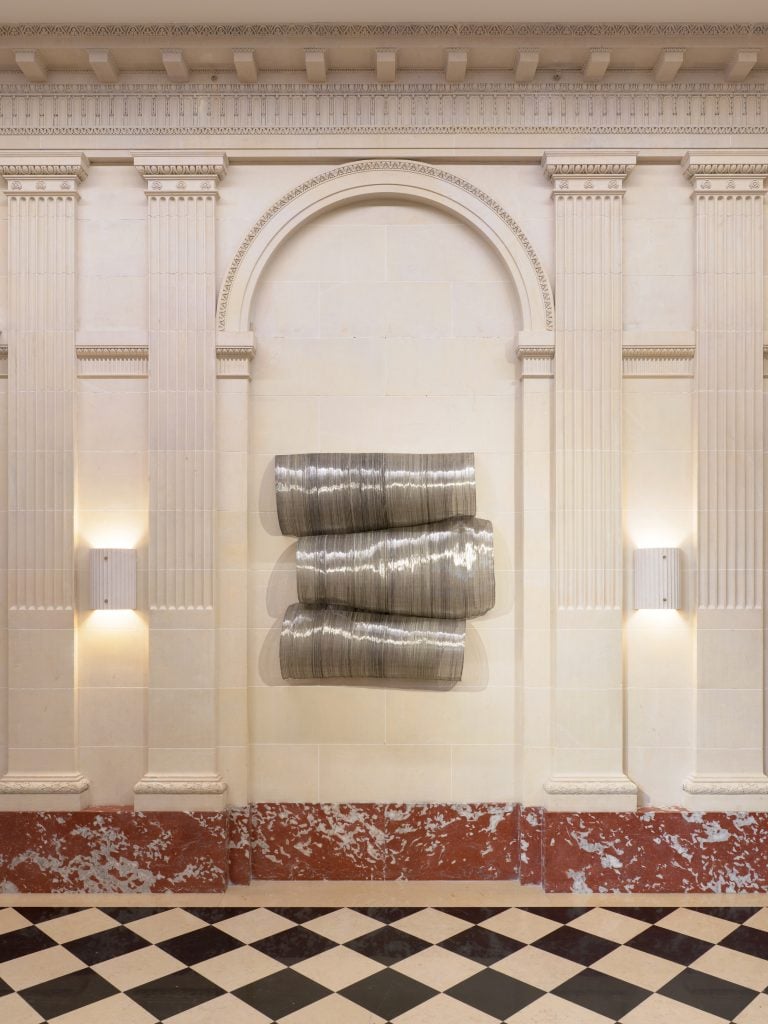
[0,811,228,893]
[250,803,520,881]
[1,804,767,892]
[542,810,768,893]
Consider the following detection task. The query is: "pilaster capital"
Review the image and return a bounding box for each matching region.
[134,152,228,196]
[682,151,768,194]
[542,150,636,195]
[1,153,89,196]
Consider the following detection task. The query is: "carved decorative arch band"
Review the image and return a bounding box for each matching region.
[216,159,553,334]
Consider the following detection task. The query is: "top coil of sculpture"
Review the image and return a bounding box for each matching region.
[276,452,494,683]
[275,452,476,537]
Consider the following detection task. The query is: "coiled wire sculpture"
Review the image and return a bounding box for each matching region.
[276,452,494,682]
[275,452,476,536]
[280,604,466,682]
[296,517,495,619]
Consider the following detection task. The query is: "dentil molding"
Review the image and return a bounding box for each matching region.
[2,23,768,39]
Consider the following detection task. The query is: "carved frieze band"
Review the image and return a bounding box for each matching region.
[76,345,149,378]
[1,80,767,137]
[2,154,88,611]
[137,155,227,610]
[685,153,766,611]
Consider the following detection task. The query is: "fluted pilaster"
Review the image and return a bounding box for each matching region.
[542,152,637,809]
[682,152,768,807]
[0,155,89,808]
[133,155,228,810]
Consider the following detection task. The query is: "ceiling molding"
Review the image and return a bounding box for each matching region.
[1,22,768,40]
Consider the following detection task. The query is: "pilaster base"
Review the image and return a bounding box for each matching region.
[683,774,768,812]
[544,776,638,812]
[134,774,227,812]
[0,773,90,811]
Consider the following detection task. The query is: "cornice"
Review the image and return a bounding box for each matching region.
[1,22,768,40]
[682,151,768,177]
[542,151,637,178]
[0,154,89,179]
[134,154,228,179]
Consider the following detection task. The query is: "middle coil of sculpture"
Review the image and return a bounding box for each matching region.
[276,452,495,683]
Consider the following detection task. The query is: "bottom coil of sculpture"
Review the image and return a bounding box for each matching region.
[280,603,466,682]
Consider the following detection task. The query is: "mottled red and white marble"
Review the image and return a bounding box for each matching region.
[543,810,768,894]
[519,805,545,887]
[385,803,520,881]
[249,803,520,881]
[250,804,387,881]
[227,807,252,886]
[0,811,228,893]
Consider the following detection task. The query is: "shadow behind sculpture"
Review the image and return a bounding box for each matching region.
[276,453,495,682]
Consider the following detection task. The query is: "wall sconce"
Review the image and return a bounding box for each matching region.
[88,549,137,610]
[633,548,682,610]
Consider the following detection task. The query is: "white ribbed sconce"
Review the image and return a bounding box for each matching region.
[89,549,137,610]
[633,548,682,610]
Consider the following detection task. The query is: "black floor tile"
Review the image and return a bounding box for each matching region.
[272,908,341,925]
[659,967,757,1020]
[235,967,331,1019]
[100,908,168,926]
[610,907,676,925]
[693,907,762,925]
[721,925,768,959]
[0,978,11,997]
[447,967,544,1018]
[524,907,593,924]
[0,926,55,963]
[186,907,253,925]
[352,907,420,925]
[345,925,430,966]
[443,907,509,925]
[341,967,437,1019]
[159,925,245,965]
[64,925,149,966]
[127,968,225,1020]
[533,925,618,966]
[626,925,712,966]
[21,967,118,1019]
[553,968,650,1020]
[252,925,336,965]
[439,925,524,965]
[16,908,82,925]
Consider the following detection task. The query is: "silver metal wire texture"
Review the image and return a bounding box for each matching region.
[296,517,495,619]
[280,603,466,682]
[275,452,476,536]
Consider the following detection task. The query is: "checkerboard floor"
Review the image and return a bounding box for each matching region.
[1,905,768,1022]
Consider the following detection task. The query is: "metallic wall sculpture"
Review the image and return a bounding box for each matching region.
[275,452,476,536]
[280,604,466,682]
[276,452,495,682]
[296,517,495,619]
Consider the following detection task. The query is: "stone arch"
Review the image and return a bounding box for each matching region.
[216,159,553,334]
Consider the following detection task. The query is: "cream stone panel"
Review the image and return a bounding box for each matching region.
[451,745,518,802]
[318,745,453,803]
[249,745,319,802]
[250,687,387,746]
[386,689,516,746]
